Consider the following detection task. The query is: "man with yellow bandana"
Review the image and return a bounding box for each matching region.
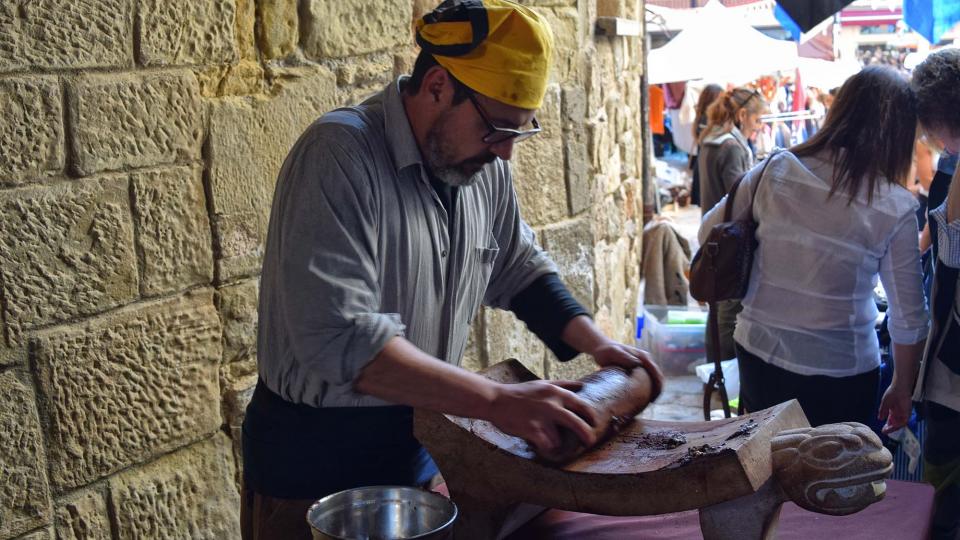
[240,1,664,537]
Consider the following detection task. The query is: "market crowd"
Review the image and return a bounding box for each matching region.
[694,49,960,540]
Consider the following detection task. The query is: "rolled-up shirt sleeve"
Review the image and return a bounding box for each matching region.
[879,211,930,345]
[482,161,559,309]
[261,123,403,403]
[931,201,960,269]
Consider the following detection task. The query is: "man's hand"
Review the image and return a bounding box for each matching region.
[486,380,601,454]
[590,340,665,401]
[560,316,666,401]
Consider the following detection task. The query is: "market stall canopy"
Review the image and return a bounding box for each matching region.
[797,57,861,90]
[648,0,799,85]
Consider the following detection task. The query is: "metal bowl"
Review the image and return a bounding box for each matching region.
[306,486,457,540]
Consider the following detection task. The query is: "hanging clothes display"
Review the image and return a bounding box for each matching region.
[649,85,665,136]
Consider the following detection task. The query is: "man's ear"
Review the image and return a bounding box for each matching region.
[423,66,450,104]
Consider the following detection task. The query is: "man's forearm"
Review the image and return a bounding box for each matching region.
[354,336,498,419]
[560,315,609,355]
[560,314,666,399]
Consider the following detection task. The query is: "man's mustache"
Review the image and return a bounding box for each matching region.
[460,153,496,170]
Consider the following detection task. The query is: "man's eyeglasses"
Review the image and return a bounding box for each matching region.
[465,91,541,144]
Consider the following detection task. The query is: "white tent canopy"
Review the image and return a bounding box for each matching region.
[647,0,799,85]
[796,57,861,90]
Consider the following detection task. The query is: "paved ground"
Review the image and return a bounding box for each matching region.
[640,374,705,422]
[641,160,713,423]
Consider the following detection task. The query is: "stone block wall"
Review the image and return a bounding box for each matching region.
[0,1,647,538]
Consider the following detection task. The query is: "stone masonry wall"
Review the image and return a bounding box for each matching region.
[0,1,647,538]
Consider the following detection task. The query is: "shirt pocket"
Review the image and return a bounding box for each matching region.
[464,239,499,325]
[477,246,499,265]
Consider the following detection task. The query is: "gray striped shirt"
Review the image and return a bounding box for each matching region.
[257,78,557,407]
[931,201,960,270]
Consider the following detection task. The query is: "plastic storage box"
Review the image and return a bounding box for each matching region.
[637,305,708,375]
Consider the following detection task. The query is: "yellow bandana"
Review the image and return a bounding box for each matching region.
[415,0,553,109]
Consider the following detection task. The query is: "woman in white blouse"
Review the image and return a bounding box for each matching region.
[699,66,929,428]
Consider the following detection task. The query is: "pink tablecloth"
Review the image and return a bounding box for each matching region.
[503,480,933,540]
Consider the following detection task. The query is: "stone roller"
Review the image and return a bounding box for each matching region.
[415,359,893,540]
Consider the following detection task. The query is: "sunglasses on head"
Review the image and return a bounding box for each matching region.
[735,89,761,113]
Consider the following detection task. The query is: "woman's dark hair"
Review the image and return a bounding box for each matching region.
[791,65,917,205]
[693,84,723,142]
[405,50,470,104]
[911,48,960,140]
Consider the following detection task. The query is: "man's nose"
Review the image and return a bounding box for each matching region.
[489,138,516,161]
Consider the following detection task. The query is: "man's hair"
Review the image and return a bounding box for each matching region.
[912,48,960,137]
[405,50,470,105]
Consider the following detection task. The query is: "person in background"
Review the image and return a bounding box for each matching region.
[697,87,768,362]
[910,136,937,240]
[689,84,723,207]
[700,66,928,430]
[698,87,768,217]
[806,86,826,136]
[905,47,960,540]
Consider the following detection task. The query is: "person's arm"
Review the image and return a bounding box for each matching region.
[919,221,932,253]
[879,341,925,434]
[355,337,602,453]
[509,274,664,400]
[949,168,960,223]
[559,315,665,401]
[509,273,588,361]
[483,163,663,385]
[481,160,561,309]
[876,211,929,433]
[698,153,762,245]
[718,141,749,194]
[916,141,935,192]
[929,170,960,269]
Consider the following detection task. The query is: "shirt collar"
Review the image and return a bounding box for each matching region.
[383,76,424,173]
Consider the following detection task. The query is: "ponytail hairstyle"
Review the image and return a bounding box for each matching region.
[701,87,767,142]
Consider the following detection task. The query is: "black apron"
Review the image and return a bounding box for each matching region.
[242,379,438,499]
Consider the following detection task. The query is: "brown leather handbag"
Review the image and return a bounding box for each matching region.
[689,150,781,419]
[690,151,780,303]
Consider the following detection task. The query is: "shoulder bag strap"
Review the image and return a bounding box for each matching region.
[721,149,783,223]
[704,301,732,420]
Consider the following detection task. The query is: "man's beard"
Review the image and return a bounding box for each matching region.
[424,116,496,186]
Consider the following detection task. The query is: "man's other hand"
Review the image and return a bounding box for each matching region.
[590,341,665,401]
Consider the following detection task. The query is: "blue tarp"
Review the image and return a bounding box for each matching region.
[904,0,960,44]
[775,4,803,41]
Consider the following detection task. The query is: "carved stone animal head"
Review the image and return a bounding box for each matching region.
[771,422,893,516]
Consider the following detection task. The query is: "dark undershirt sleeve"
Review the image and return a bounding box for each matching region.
[509,273,591,362]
